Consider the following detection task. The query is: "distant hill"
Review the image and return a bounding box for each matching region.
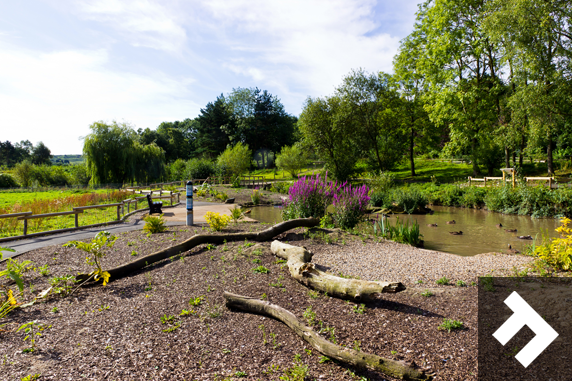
[51,154,84,165]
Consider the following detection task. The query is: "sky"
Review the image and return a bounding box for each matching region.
[0,0,421,154]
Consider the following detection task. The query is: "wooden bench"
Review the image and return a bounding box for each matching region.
[146,194,163,214]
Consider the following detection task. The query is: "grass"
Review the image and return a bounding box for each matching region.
[438,318,465,332]
[0,189,176,238]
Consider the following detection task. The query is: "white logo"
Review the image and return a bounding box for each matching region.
[493,291,559,367]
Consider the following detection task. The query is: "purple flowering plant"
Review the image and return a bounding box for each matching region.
[282,172,370,229]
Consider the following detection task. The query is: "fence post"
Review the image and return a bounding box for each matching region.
[117,205,121,221]
[75,212,79,228]
[23,219,28,236]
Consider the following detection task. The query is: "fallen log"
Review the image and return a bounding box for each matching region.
[76,217,319,283]
[271,240,404,301]
[224,292,433,381]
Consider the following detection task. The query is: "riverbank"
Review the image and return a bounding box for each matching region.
[0,221,543,380]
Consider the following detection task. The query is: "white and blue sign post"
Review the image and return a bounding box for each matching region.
[186,180,193,226]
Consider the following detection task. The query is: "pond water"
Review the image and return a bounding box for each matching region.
[247,205,561,257]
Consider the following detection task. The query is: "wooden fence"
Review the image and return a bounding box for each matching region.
[0,193,180,241]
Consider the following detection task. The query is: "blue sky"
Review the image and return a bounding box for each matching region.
[0,0,421,154]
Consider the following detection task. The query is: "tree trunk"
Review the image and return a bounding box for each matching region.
[547,133,554,175]
[512,151,517,168]
[505,147,510,168]
[271,241,404,301]
[471,138,481,176]
[410,127,416,176]
[519,134,525,167]
[224,292,433,381]
[77,218,320,283]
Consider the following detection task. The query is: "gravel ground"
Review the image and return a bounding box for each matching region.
[306,236,535,286]
[0,223,542,381]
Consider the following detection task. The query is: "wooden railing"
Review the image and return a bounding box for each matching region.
[240,175,266,188]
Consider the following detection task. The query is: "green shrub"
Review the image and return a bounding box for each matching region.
[216,143,252,177]
[369,189,390,208]
[0,173,18,188]
[143,214,167,234]
[390,186,427,214]
[185,158,217,180]
[373,216,423,247]
[275,144,308,178]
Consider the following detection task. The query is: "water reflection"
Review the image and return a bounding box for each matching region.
[247,205,561,257]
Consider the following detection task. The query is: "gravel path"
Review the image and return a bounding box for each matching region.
[307,238,534,285]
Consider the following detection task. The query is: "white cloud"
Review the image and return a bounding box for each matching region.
[71,0,187,52]
[0,43,199,154]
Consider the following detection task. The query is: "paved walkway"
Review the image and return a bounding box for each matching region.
[1,202,254,259]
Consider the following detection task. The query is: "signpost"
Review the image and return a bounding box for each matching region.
[186,180,193,226]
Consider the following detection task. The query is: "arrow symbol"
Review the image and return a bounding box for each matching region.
[493,291,559,367]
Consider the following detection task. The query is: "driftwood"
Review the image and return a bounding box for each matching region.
[77,217,319,283]
[224,292,433,381]
[271,240,404,301]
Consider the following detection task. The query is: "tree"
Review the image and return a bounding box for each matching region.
[216,142,252,177]
[31,142,52,165]
[336,69,407,172]
[195,95,233,158]
[13,160,34,187]
[298,96,358,181]
[275,144,309,178]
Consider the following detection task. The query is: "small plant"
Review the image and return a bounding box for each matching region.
[206,243,216,251]
[163,323,181,333]
[436,277,450,285]
[481,275,496,292]
[229,205,245,223]
[438,318,464,332]
[189,296,204,306]
[270,332,280,349]
[243,239,255,248]
[318,355,331,363]
[420,290,434,297]
[280,354,309,381]
[259,324,267,345]
[63,231,116,286]
[270,275,284,288]
[303,306,316,326]
[145,272,153,291]
[415,279,423,284]
[353,340,361,351]
[391,350,398,356]
[51,307,59,313]
[261,293,267,300]
[204,211,232,231]
[1,258,35,292]
[307,290,320,299]
[17,321,50,353]
[252,265,269,274]
[38,265,50,277]
[143,214,167,234]
[235,370,247,377]
[353,303,366,314]
[21,374,41,381]
[48,275,77,296]
[160,314,175,324]
[252,258,262,264]
[131,250,138,256]
[180,309,195,316]
[251,189,261,205]
[456,280,466,287]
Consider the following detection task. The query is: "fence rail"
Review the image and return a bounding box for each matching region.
[0,193,180,240]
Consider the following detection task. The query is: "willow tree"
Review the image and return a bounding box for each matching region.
[83,121,166,185]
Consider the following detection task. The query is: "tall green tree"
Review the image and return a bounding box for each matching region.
[298,96,358,181]
[31,142,52,166]
[195,95,233,158]
[409,0,505,176]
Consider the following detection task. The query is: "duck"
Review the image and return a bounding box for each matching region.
[449,231,463,235]
[427,223,438,227]
[496,223,503,228]
[505,228,517,233]
[446,220,456,224]
[517,235,533,240]
[243,209,252,214]
[507,244,520,254]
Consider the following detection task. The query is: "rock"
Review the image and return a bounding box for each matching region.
[224,198,235,204]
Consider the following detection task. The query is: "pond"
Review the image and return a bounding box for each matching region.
[247,205,561,257]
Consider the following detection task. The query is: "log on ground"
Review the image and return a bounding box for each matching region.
[224,292,433,381]
[270,240,404,301]
[76,217,319,283]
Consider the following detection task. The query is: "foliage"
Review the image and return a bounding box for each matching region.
[373,215,423,247]
[438,318,464,333]
[533,217,572,270]
[216,142,252,177]
[270,181,292,194]
[390,186,428,214]
[143,214,167,234]
[63,231,116,286]
[251,189,261,205]
[17,320,51,352]
[13,160,34,188]
[279,354,309,381]
[332,183,370,229]
[185,158,217,180]
[282,173,341,220]
[252,265,269,274]
[229,205,244,223]
[204,212,231,231]
[0,173,18,188]
[48,275,77,296]
[275,144,309,178]
[0,293,20,330]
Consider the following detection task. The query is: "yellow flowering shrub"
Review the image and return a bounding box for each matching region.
[204,212,232,231]
[534,217,572,270]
